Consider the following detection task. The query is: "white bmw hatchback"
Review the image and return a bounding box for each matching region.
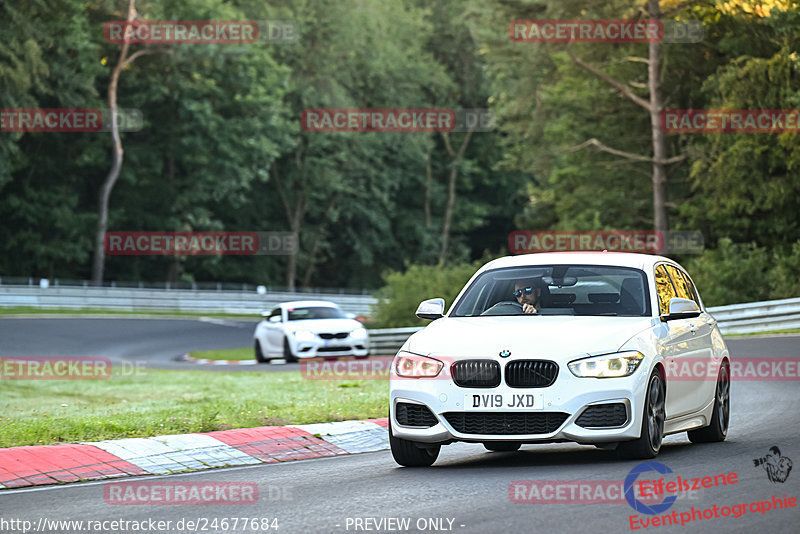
[389,252,731,466]
[254,300,369,362]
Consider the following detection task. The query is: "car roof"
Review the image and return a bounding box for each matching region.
[278,300,340,309]
[478,252,677,274]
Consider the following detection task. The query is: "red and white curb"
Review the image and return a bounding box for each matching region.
[0,418,389,489]
[180,353,260,365]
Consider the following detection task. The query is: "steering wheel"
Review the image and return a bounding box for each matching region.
[481,301,527,316]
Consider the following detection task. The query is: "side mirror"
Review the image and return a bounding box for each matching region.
[268,315,282,323]
[662,297,701,321]
[416,298,445,320]
[260,311,270,319]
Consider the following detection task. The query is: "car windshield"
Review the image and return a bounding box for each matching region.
[287,306,345,321]
[450,265,651,317]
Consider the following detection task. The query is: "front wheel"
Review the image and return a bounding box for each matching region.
[254,340,268,363]
[389,425,440,467]
[283,337,298,363]
[688,362,729,443]
[618,370,665,459]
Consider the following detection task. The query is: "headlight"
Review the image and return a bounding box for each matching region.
[292,330,316,342]
[350,327,368,338]
[568,351,644,378]
[393,352,443,378]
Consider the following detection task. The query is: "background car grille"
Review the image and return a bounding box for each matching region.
[451,360,501,388]
[443,412,569,435]
[396,402,438,428]
[575,403,628,428]
[318,332,349,339]
[505,360,559,388]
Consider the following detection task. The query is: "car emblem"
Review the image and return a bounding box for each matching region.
[499,349,511,358]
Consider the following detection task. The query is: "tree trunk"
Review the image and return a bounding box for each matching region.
[91,0,160,282]
[438,130,473,266]
[648,0,669,251]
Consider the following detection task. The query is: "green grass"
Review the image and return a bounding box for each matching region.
[726,328,800,337]
[0,306,260,318]
[190,347,253,361]
[0,369,388,448]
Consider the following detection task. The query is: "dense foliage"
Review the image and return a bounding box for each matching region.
[1,0,798,306]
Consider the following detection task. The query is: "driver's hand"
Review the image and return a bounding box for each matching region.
[522,303,538,314]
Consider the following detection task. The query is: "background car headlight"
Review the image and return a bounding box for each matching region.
[292,330,316,342]
[568,351,644,378]
[350,327,368,338]
[394,352,443,378]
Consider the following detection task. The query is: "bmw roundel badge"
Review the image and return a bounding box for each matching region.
[499,349,511,358]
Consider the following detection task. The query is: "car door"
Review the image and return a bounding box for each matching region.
[672,267,719,409]
[654,264,698,419]
[264,308,285,357]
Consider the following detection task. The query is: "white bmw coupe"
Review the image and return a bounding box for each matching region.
[389,252,730,466]
[254,300,369,362]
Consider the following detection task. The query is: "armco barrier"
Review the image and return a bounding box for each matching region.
[706,297,800,335]
[0,286,376,316]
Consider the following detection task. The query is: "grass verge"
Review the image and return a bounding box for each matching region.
[189,348,252,361]
[0,369,387,448]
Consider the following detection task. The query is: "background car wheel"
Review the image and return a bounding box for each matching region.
[618,370,665,460]
[484,442,521,452]
[389,425,440,467]
[688,362,730,443]
[254,340,268,363]
[283,337,298,363]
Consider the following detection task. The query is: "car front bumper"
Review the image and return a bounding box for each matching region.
[389,363,651,444]
[290,337,369,358]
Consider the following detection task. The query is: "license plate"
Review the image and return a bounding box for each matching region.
[464,393,543,410]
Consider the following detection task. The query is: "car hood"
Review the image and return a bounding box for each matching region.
[286,318,362,333]
[405,316,653,362]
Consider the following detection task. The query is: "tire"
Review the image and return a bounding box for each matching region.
[389,425,440,467]
[688,362,730,443]
[254,340,269,363]
[484,442,521,452]
[283,337,298,363]
[618,370,666,460]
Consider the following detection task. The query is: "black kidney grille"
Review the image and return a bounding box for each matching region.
[575,403,628,428]
[396,402,439,428]
[319,332,348,339]
[505,360,559,388]
[451,360,501,388]
[443,412,569,435]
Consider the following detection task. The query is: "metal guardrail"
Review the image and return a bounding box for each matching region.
[0,286,377,316]
[707,297,800,335]
[365,297,800,356]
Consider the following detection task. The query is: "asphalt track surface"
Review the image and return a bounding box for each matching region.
[1,318,799,533]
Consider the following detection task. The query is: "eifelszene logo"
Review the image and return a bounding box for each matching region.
[753,446,793,483]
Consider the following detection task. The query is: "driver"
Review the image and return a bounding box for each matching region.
[514,278,543,314]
